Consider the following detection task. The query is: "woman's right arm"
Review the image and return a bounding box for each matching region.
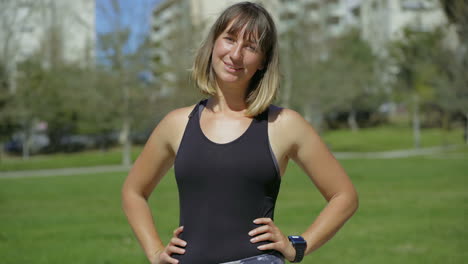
[121,109,189,263]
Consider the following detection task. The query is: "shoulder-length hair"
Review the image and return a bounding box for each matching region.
[191,1,280,117]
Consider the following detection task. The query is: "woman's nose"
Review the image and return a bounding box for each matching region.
[229,43,243,61]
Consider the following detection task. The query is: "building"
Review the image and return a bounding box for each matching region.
[360,0,447,56]
[151,0,362,94]
[0,0,95,92]
[151,0,261,96]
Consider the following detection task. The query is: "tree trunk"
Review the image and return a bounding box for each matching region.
[305,102,324,133]
[121,116,131,167]
[121,80,132,167]
[0,141,3,163]
[22,121,32,160]
[441,110,450,147]
[412,94,421,149]
[465,112,468,145]
[348,108,359,132]
[282,33,292,108]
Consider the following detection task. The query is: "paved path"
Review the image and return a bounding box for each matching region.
[0,164,131,179]
[0,145,464,179]
[333,145,462,159]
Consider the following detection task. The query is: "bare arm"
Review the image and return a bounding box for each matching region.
[121,109,187,262]
[284,109,359,256]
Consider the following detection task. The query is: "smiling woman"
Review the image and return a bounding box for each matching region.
[122,2,358,264]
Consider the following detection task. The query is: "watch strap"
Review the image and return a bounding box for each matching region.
[288,235,307,263]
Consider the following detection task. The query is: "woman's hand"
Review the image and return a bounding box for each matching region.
[150,226,187,264]
[248,218,296,262]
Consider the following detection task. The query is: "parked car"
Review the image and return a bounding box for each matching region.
[3,132,50,155]
[58,134,96,152]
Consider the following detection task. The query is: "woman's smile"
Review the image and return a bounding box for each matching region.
[211,22,264,86]
[223,61,244,73]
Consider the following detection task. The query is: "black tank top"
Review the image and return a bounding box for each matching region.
[172,99,282,263]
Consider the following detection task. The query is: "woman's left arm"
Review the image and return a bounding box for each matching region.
[249,109,358,261]
[285,109,359,255]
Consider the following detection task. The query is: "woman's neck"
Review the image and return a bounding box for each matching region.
[208,82,250,117]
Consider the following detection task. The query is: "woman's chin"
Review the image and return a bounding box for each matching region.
[218,74,242,84]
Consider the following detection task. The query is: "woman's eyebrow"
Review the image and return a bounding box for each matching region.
[225,30,258,44]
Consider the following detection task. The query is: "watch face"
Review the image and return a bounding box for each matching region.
[289,236,307,245]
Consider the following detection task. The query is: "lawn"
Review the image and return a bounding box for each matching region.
[322,126,465,152]
[0,146,143,172]
[0,156,466,263]
[1,126,465,172]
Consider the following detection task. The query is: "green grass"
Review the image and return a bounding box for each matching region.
[323,126,464,152]
[0,157,466,263]
[1,127,465,172]
[0,146,143,172]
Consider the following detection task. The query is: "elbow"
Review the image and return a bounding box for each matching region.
[332,188,359,217]
[121,178,140,212]
[348,189,359,216]
[121,183,131,213]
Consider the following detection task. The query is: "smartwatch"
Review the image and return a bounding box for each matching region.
[287,235,307,263]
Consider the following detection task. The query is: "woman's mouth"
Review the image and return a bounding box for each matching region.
[224,62,243,72]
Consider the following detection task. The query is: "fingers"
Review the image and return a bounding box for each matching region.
[250,232,273,243]
[158,226,187,264]
[253,218,273,225]
[173,226,184,237]
[249,218,288,252]
[171,237,187,247]
[249,224,271,237]
[158,250,180,264]
[249,218,274,237]
[168,244,186,255]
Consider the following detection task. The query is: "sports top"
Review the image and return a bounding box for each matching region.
[172,99,282,263]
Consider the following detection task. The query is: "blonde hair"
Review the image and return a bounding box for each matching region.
[192,2,280,117]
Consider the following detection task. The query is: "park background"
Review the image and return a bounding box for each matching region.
[0,0,467,263]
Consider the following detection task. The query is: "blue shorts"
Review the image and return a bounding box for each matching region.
[219,252,285,264]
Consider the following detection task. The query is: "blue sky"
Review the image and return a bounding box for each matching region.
[95,0,162,56]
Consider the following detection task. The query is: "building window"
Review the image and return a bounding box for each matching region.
[308,23,321,31]
[20,25,34,33]
[401,0,433,10]
[305,2,320,10]
[352,7,361,18]
[327,16,340,25]
[280,11,296,21]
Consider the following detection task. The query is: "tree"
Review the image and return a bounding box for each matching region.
[0,0,39,93]
[390,28,447,148]
[319,30,382,131]
[0,0,97,158]
[97,0,161,165]
[0,52,98,158]
[390,20,468,147]
[439,0,468,144]
[279,7,337,131]
[282,13,380,132]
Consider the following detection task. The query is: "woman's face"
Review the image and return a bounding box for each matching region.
[211,22,265,88]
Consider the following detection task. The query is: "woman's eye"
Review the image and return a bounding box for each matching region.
[247,45,257,51]
[224,37,234,42]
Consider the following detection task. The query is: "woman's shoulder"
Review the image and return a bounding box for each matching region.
[268,104,308,128]
[160,102,199,129]
[152,102,200,153]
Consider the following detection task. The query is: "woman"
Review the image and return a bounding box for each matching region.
[122,2,358,264]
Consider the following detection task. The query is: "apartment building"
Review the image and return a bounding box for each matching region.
[151,0,361,93]
[0,0,95,92]
[0,0,95,65]
[361,0,447,56]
